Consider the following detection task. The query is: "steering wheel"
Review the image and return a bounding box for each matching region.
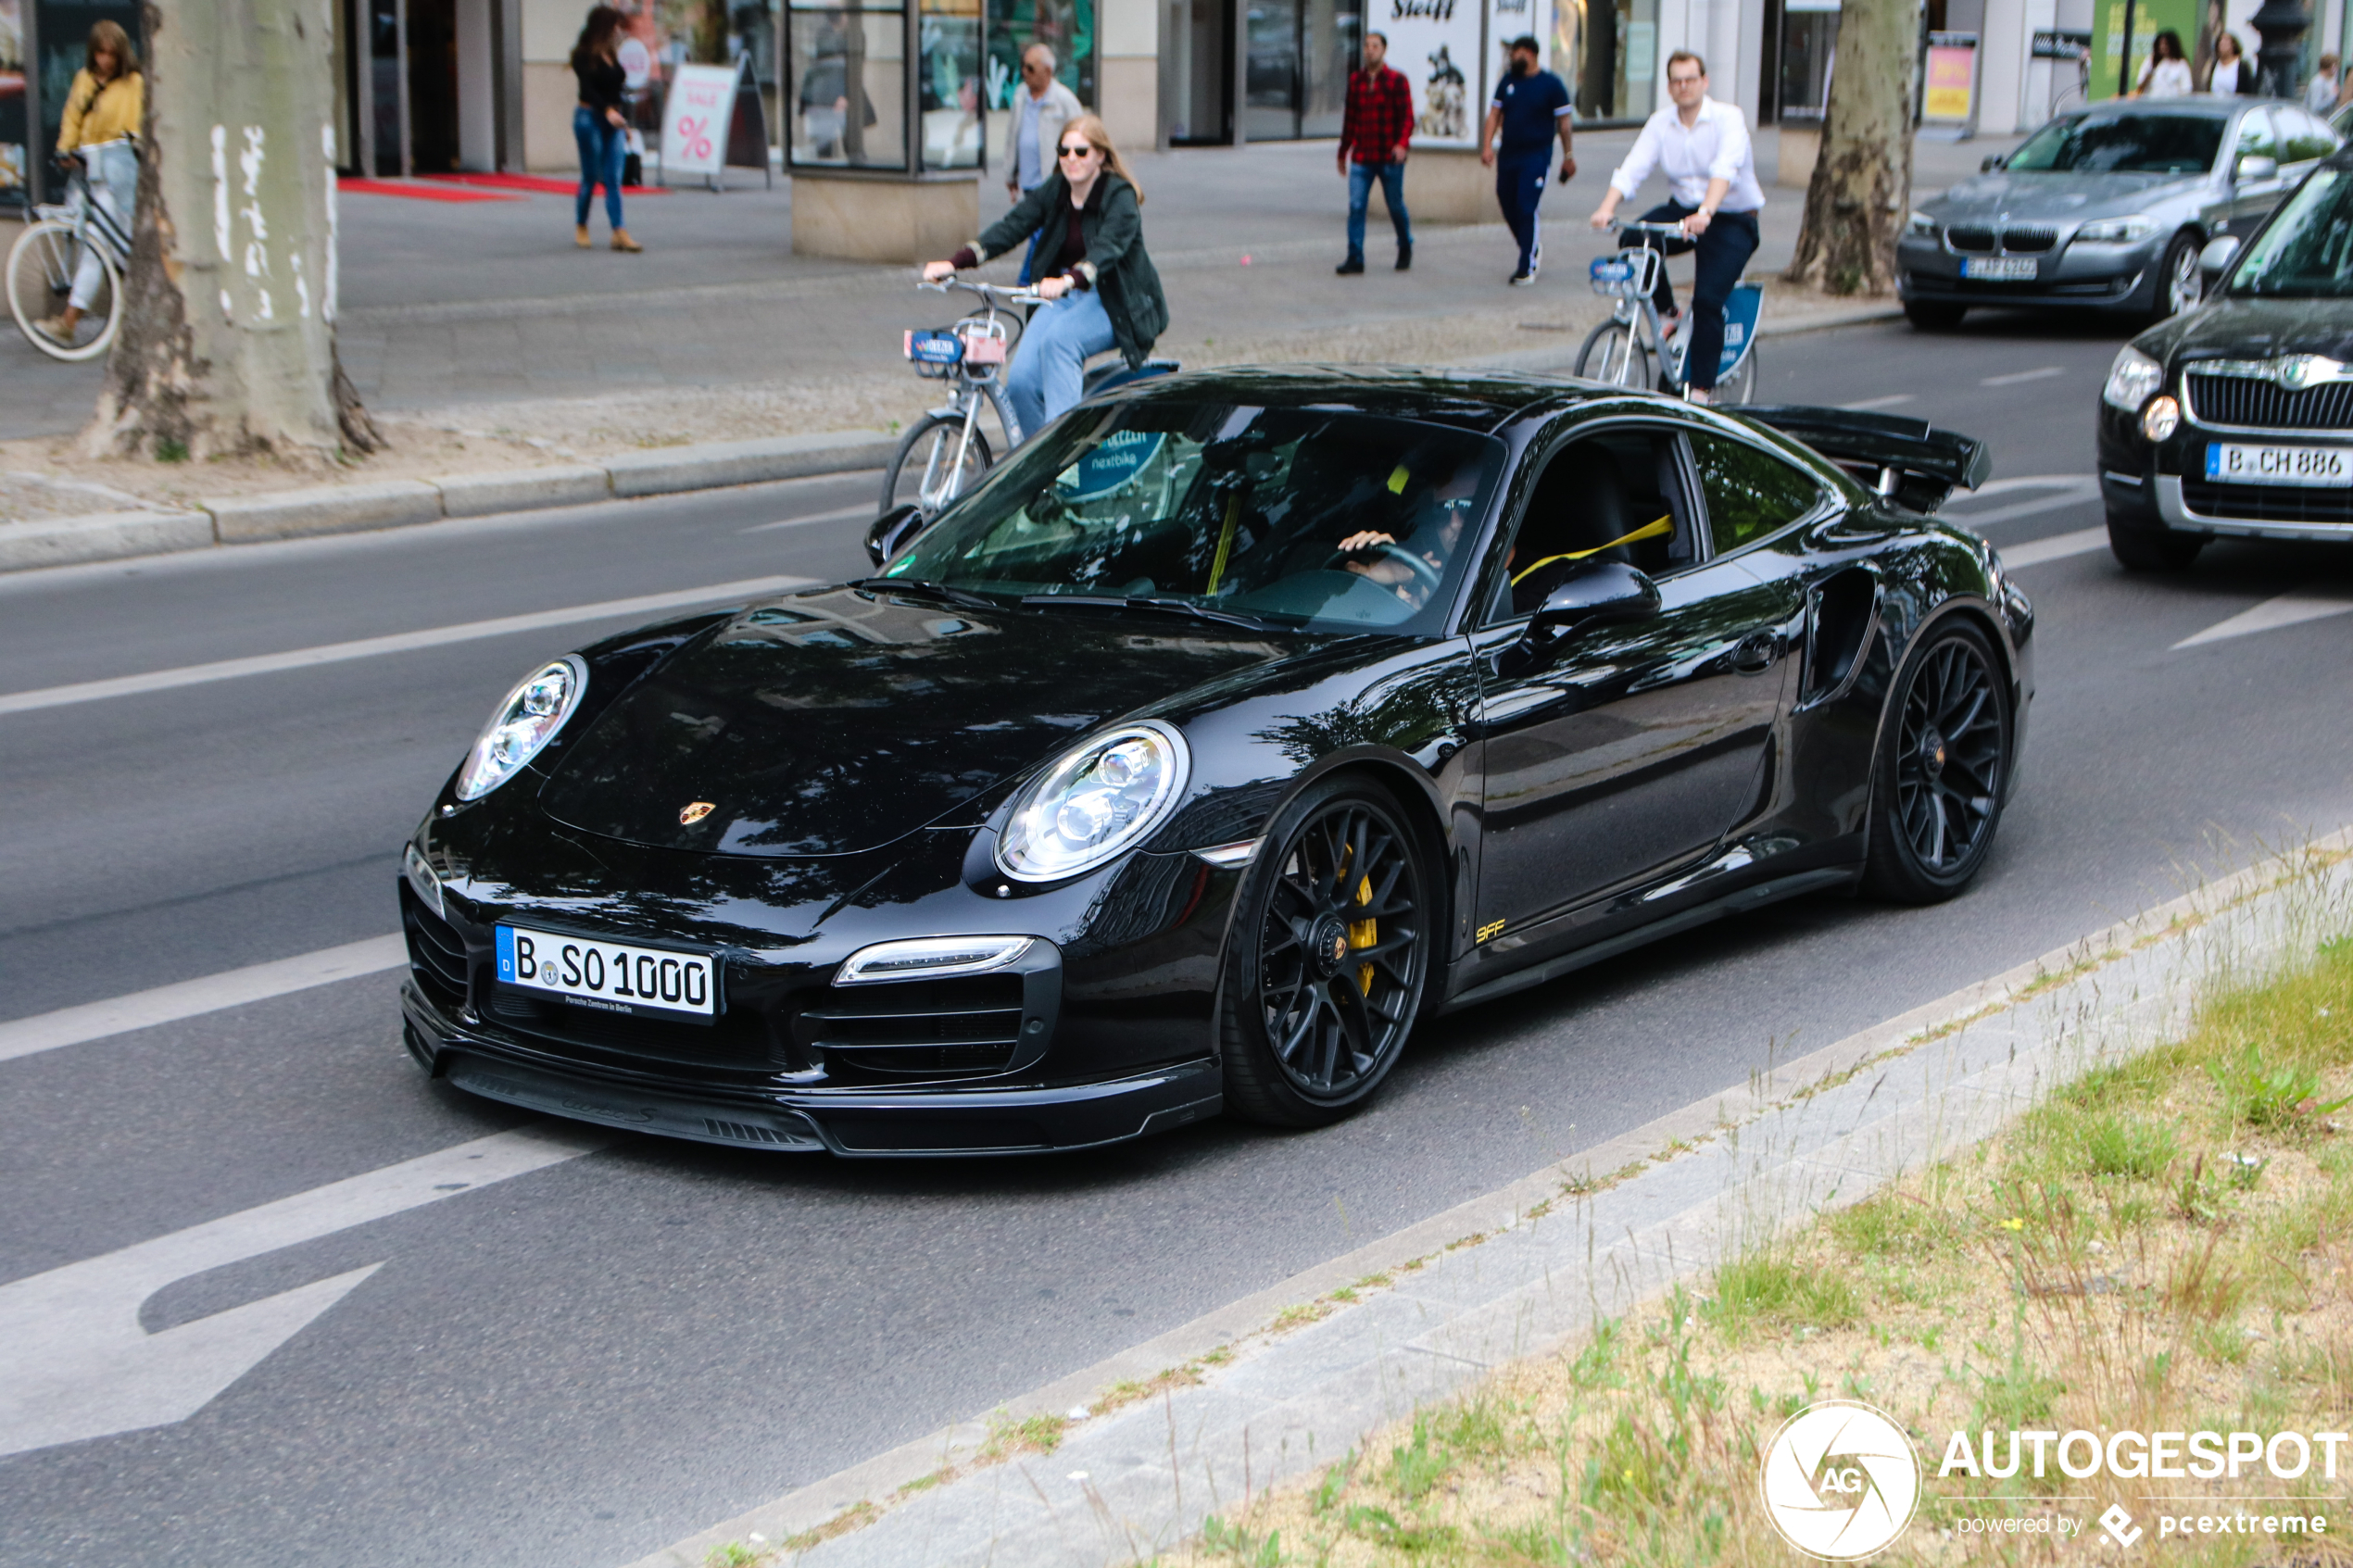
[1327,540,1443,594]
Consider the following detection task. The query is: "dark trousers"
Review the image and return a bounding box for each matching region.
[1346,160,1412,258]
[1617,200,1760,391]
[1494,152,1550,274]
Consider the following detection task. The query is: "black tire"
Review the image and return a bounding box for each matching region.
[1574,319,1654,388]
[879,413,992,516]
[1219,777,1433,1128]
[1903,300,1967,331]
[1861,620,2012,905]
[2151,232,2203,323]
[2107,509,2205,571]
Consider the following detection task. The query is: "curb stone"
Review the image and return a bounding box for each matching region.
[623,828,2353,1568]
[0,509,214,571]
[207,479,445,542]
[435,464,612,519]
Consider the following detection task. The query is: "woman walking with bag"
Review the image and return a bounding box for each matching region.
[573,6,642,252]
[923,114,1166,437]
[44,20,141,344]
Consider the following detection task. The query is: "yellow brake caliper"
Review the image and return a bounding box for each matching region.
[1350,873,1377,997]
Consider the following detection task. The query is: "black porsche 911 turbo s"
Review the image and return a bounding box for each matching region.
[398,370,2032,1158]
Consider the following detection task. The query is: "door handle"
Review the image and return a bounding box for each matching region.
[1732,631,1780,674]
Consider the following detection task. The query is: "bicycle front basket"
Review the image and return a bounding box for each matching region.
[1589,251,1660,300]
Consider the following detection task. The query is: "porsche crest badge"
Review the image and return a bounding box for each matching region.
[680,801,716,826]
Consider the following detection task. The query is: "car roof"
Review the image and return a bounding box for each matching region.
[2063,97,2243,120]
[1106,364,1609,434]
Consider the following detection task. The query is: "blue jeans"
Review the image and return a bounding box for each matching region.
[1346,161,1412,259]
[573,108,624,231]
[1494,153,1550,274]
[1619,200,1760,391]
[1006,289,1114,439]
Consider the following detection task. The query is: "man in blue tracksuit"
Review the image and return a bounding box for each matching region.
[1479,36,1575,285]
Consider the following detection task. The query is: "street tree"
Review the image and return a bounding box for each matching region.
[86,0,378,463]
[1783,0,1914,295]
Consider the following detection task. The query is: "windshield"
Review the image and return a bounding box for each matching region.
[880,402,1506,633]
[2227,168,2353,298]
[2004,113,2223,175]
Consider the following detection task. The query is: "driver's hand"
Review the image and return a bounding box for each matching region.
[1037,275,1072,300]
[1336,531,1397,553]
[921,259,956,282]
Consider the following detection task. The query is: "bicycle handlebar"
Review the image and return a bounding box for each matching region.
[1609,219,1691,238]
[918,276,1049,307]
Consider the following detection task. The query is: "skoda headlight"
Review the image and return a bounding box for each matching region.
[2076,214,2157,244]
[996,721,1189,882]
[455,655,587,801]
[2103,345,2165,411]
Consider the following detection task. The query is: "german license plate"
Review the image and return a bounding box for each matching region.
[495,924,717,1018]
[2205,443,2353,486]
[1961,257,2038,281]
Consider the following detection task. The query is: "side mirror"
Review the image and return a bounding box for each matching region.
[2234,154,2278,184]
[1524,560,1662,645]
[2198,234,2242,282]
[1980,153,2006,173]
[865,504,925,569]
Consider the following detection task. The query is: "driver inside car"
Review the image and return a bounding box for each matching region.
[1331,458,1487,606]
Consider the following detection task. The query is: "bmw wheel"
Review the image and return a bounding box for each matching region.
[1220,778,1431,1127]
[2155,232,2204,321]
[1862,621,2012,904]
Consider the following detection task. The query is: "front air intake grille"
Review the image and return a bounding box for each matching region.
[2001,226,2057,253]
[2181,479,2353,526]
[706,1118,796,1145]
[403,897,468,1011]
[485,988,775,1070]
[2188,374,2353,433]
[1944,224,1995,253]
[799,973,1028,1078]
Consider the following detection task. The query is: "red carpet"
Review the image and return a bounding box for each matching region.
[337,177,524,203]
[422,172,670,197]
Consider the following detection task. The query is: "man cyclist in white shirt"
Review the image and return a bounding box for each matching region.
[1588,50,1764,403]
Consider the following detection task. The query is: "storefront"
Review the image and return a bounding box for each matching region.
[1558,0,1657,123]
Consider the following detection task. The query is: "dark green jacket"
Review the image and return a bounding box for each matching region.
[973,171,1168,369]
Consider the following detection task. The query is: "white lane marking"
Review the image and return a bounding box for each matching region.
[0,1123,610,1458]
[1944,482,2104,530]
[1981,365,2066,387]
[1838,394,1917,410]
[1997,527,2109,568]
[0,935,407,1065]
[1968,474,2098,498]
[2173,591,2353,649]
[739,503,882,534]
[0,574,816,719]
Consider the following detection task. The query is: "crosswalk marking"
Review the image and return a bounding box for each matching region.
[1981,366,2065,387]
[2174,592,2353,650]
[1996,527,2108,568]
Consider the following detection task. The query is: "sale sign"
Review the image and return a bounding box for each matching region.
[1922,33,1979,125]
[661,63,739,179]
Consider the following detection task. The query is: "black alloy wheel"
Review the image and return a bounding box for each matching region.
[1862,621,2011,904]
[1221,778,1430,1127]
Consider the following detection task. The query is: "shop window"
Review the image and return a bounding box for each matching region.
[1560,0,1655,124]
[921,0,982,168]
[788,0,907,168]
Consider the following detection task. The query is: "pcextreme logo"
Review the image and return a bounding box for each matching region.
[1759,1399,1923,1561]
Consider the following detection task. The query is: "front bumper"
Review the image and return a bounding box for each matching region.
[2099,404,2353,543]
[1898,233,2159,314]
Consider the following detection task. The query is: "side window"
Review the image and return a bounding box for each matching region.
[1488,425,1697,621]
[1688,433,1827,556]
[2233,108,2279,170]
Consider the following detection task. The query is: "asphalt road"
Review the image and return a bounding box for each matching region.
[6,316,2353,1568]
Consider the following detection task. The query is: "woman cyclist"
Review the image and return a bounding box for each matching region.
[44,20,142,345]
[922,113,1167,438]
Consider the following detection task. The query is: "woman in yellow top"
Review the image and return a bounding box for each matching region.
[46,20,143,345]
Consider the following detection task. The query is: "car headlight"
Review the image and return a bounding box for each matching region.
[454,655,588,802]
[996,720,1189,882]
[2102,345,2165,411]
[2076,214,2157,244]
[1906,210,1939,238]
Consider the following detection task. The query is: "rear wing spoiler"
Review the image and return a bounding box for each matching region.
[1736,405,1992,513]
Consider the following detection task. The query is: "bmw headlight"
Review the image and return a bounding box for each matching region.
[996,721,1189,883]
[2076,214,2157,244]
[2102,345,2165,411]
[1906,210,1939,239]
[455,655,588,802]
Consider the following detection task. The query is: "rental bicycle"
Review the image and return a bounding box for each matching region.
[6,161,132,363]
[1573,220,1762,405]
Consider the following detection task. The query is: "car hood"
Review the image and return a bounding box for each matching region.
[2155,295,2353,365]
[536,586,1292,858]
[1926,170,2206,222]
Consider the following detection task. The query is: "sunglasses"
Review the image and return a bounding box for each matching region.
[1057,144,1098,159]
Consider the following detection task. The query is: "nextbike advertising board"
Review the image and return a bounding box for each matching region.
[1380,0,1483,149]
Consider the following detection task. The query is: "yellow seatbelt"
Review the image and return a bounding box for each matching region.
[1510,515,1672,586]
[1204,490,1242,594]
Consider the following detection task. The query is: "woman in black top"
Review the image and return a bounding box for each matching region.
[573,7,640,252]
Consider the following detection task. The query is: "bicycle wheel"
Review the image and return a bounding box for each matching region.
[1713,339,1761,406]
[6,221,120,363]
[1573,319,1653,389]
[880,411,993,515]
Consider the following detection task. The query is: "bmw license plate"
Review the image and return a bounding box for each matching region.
[496,924,717,1018]
[2205,443,2353,487]
[1961,257,2038,281]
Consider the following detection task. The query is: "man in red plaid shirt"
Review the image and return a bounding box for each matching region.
[1336,31,1414,273]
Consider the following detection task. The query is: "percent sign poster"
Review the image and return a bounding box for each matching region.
[662,63,739,181]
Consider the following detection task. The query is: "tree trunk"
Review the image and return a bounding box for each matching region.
[86,0,378,463]
[1782,0,1915,296]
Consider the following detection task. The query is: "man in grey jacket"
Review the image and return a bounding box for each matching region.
[1004,44,1083,284]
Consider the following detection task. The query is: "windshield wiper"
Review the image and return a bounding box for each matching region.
[1019,593,1288,632]
[850,577,1004,610]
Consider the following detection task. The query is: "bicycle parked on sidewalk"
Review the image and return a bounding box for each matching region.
[1572,220,1762,405]
[881,276,1180,515]
[6,163,131,363]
